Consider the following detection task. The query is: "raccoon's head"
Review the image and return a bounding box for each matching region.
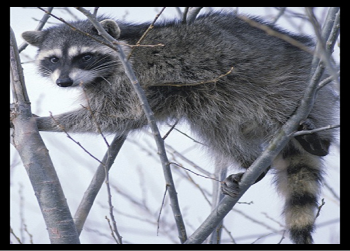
[22,18,124,88]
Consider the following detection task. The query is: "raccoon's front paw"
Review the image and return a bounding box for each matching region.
[221,172,244,198]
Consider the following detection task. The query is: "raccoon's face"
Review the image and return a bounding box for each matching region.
[22,18,122,88]
[35,45,119,87]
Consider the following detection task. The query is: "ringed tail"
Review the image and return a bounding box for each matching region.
[274,138,324,244]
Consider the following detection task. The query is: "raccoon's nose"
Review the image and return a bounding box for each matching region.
[56,77,73,87]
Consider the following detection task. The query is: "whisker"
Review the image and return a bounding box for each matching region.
[101,76,113,86]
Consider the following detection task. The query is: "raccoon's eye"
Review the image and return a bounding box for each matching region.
[81,54,93,62]
[49,56,59,64]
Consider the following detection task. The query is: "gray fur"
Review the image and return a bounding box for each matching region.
[22,12,338,244]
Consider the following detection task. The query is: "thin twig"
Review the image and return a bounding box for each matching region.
[317,70,340,91]
[292,124,339,137]
[49,112,104,165]
[127,7,166,60]
[271,7,286,25]
[150,67,234,88]
[10,227,23,244]
[237,14,314,55]
[105,173,123,244]
[36,7,163,50]
[277,230,286,244]
[315,198,326,219]
[182,7,189,24]
[165,144,211,176]
[80,86,110,147]
[169,162,220,182]
[105,216,120,243]
[306,8,340,86]
[164,126,206,146]
[157,184,169,236]
[23,224,34,244]
[93,7,99,17]
[19,7,54,53]
[162,119,179,140]
[185,7,203,24]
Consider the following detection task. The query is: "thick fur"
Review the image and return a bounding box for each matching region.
[22,12,338,244]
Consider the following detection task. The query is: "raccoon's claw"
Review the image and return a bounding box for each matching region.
[221,172,244,198]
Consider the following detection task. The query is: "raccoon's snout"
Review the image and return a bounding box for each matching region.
[56,77,73,87]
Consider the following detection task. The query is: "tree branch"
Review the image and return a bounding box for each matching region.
[74,134,126,236]
[183,7,203,24]
[74,85,126,242]
[10,26,80,244]
[306,7,340,87]
[74,7,188,243]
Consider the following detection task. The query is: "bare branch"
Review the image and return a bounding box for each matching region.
[185,7,203,24]
[317,70,340,90]
[169,162,220,182]
[49,112,104,164]
[93,7,99,17]
[306,7,340,86]
[310,7,340,71]
[105,165,123,244]
[157,184,169,236]
[292,124,339,137]
[18,7,54,53]
[127,7,166,60]
[74,7,188,243]
[10,227,22,244]
[10,26,80,244]
[74,134,127,235]
[105,216,120,243]
[208,160,227,244]
[149,66,234,88]
[237,14,314,55]
[271,7,286,25]
[315,198,326,219]
[36,7,164,50]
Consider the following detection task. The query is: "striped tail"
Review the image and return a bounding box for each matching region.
[273,138,324,244]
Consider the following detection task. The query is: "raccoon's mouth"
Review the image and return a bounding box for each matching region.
[60,75,113,88]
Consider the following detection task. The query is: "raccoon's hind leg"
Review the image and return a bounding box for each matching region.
[273,138,324,244]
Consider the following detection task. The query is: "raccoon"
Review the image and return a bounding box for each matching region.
[21,12,338,244]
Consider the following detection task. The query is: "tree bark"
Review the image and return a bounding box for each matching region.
[10,27,80,244]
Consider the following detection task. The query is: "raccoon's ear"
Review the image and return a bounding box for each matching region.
[22,31,45,47]
[99,19,120,39]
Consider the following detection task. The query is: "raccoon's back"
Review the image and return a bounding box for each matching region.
[126,12,314,126]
